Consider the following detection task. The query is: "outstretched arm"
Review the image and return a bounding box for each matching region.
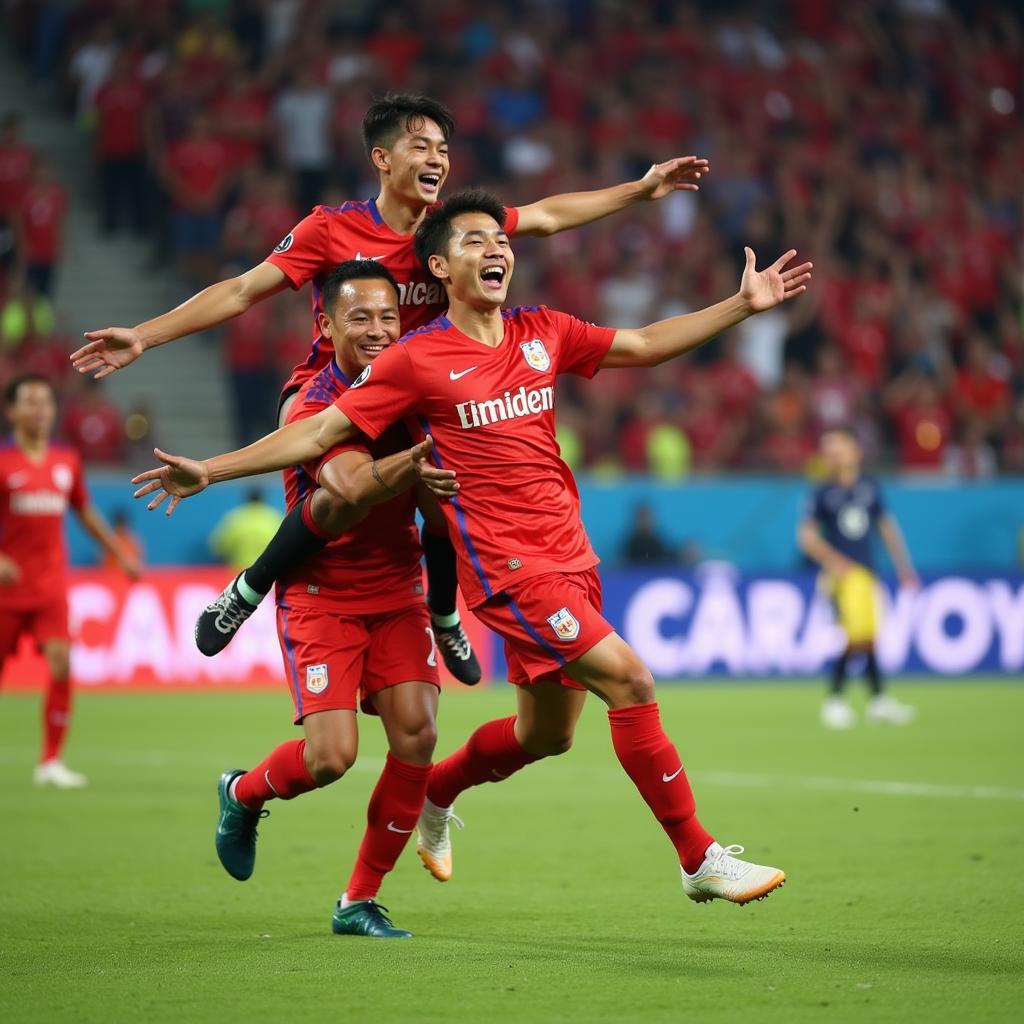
[319,437,458,507]
[131,405,356,515]
[72,262,289,379]
[601,247,812,369]
[515,156,710,237]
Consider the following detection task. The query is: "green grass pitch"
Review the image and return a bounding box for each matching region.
[2,680,1022,1023]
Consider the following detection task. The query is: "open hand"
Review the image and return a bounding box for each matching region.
[71,327,145,379]
[639,155,711,199]
[739,247,813,313]
[411,436,459,499]
[131,448,210,516]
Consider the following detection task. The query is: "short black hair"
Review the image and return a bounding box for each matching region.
[5,373,54,405]
[362,94,454,156]
[414,189,507,280]
[321,260,401,317]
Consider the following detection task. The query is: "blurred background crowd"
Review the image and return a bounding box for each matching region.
[0,0,1021,478]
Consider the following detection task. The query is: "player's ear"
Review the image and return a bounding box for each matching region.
[317,311,333,339]
[370,145,390,174]
[428,253,449,283]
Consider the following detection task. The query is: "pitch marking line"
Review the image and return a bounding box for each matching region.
[693,770,1024,802]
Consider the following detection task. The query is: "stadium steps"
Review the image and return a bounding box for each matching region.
[0,39,233,459]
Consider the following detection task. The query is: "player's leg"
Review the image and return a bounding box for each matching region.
[34,596,86,789]
[822,571,857,729]
[195,486,367,656]
[419,490,481,685]
[567,630,786,905]
[215,606,364,881]
[854,570,914,725]
[334,607,440,938]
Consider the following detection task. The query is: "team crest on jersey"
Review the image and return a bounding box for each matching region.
[520,339,550,372]
[273,233,294,254]
[305,663,329,694]
[351,365,371,388]
[51,464,73,493]
[546,607,580,642]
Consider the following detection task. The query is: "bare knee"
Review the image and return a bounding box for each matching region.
[43,645,70,681]
[615,658,656,707]
[518,724,575,759]
[389,718,437,765]
[306,741,356,786]
[309,487,368,537]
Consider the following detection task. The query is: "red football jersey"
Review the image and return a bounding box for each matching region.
[276,358,425,615]
[335,306,616,608]
[265,199,521,395]
[0,441,88,608]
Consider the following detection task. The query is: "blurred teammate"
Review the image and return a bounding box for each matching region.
[214,261,456,938]
[0,375,139,787]
[798,427,917,729]
[72,94,709,684]
[133,191,813,908]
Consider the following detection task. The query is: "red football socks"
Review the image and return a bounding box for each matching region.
[41,674,72,763]
[426,716,539,809]
[233,739,318,809]
[346,754,431,901]
[607,702,714,874]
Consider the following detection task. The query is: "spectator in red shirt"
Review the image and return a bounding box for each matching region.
[886,371,953,472]
[221,294,277,446]
[93,54,148,236]
[19,158,67,298]
[0,112,33,217]
[953,335,1011,437]
[62,378,124,464]
[163,111,231,281]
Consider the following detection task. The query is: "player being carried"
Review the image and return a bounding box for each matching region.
[133,191,812,909]
[0,375,140,788]
[72,94,709,685]
[798,427,918,729]
[213,259,460,938]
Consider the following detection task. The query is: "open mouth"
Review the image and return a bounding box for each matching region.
[480,264,506,291]
[419,173,441,194]
[360,342,389,358]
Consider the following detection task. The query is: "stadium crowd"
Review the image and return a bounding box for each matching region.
[3,0,1022,474]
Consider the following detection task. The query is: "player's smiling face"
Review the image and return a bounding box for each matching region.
[7,381,56,442]
[320,279,401,379]
[378,117,450,208]
[431,212,514,310]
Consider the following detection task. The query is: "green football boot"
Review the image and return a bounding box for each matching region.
[331,899,412,939]
[215,769,268,881]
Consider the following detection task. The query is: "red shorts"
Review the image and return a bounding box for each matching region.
[0,596,68,660]
[276,601,441,723]
[473,568,614,690]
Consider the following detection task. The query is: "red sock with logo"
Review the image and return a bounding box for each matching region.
[426,716,539,808]
[233,739,318,809]
[41,674,72,763]
[345,754,431,901]
[607,702,714,873]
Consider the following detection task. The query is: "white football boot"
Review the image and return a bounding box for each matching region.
[416,798,463,882]
[33,759,88,788]
[682,843,786,905]
[866,694,916,725]
[821,697,857,730]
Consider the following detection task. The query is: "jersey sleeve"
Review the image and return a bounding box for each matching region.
[548,308,616,379]
[804,487,825,524]
[264,207,331,289]
[334,344,420,441]
[504,206,520,235]
[69,453,89,512]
